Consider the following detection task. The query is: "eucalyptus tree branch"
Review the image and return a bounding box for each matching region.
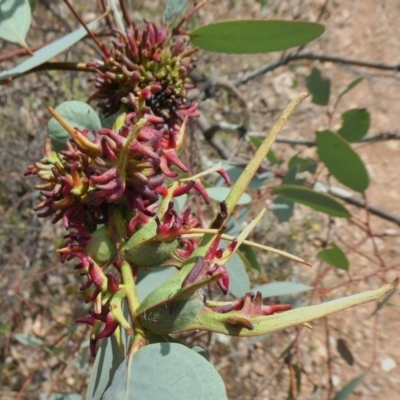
[196,111,400,226]
[235,51,400,86]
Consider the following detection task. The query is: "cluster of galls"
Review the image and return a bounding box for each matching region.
[25,19,291,355]
[87,20,197,126]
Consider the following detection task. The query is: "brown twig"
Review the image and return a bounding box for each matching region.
[235,51,400,86]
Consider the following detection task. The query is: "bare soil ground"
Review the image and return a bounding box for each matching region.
[1,1,399,399]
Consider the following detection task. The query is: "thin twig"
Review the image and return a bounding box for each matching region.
[235,51,400,86]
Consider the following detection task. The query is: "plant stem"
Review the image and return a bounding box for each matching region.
[120,260,147,356]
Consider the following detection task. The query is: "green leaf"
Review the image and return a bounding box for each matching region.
[15,333,43,346]
[48,101,102,151]
[338,77,363,99]
[206,187,251,205]
[272,184,351,218]
[332,374,365,400]
[252,282,312,298]
[338,108,370,142]
[86,333,126,400]
[306,67,330,106]
[0,20,97,82]
[288,155,317,173]
[190,20,324,54]
[318,242,349,271]
[163,0,188,24]
[249,136,279,165]
[238,244,261,272]
[0,0,31,47]
[316,130,369,192]
[226,251,250,298]
[102,343,227,400]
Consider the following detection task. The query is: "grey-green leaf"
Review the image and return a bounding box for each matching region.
[15,333,43,346]
[288,155,317,173]
[338,108,370,142]
[306,67,330,106]
[226,251,250,298]
[0,0,31,46]
[102,343,227,400]
[252,282,312,298]
[206,187,251,205]
[0,20,97,82]
[318,242,349,271]
[86,333,126,400]
[163,0,188,24]
[136,268,177,302]
[48,101,101,151]
[332,374,365,400]
[272,184,351,218]
[190,20,324,54]
[316,130,369,192]
[39,394,82,400]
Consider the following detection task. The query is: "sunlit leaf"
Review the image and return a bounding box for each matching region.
[306,67,330,106]
[190,20,324,54]
[0,0,31,47]
[318,242,349,271]
[0,20,98,82]
[48,101,102,151]
[252,281,312,298]
[316,130,369,192]
[332,374,365,400]
[338,108,370,142]
[249,136,279,165]
[272,184,351,218]
[102,343,227,400]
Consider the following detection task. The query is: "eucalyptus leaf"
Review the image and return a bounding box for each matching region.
[316,130,369,192]
[39,394,82,400]
[48,101,102,151]
[136,267,178,302]
[206,187,251,205]
[86,333,126,400]
[238,244,261,272]
[272,184,351,218]
[332,374,365,400]
[306,67,330,106]
[15,333,43,346]
[0,0,31,47]
[102,343,227,400]
[226,251,251,298]
[338,108,370,142]
[0,20,98,82]
[252,281,312,298]
[288,155,317,173]
[318,242,349,271]
[338,77,363,99]
[163,0,188,24]
[190,20,324,54]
